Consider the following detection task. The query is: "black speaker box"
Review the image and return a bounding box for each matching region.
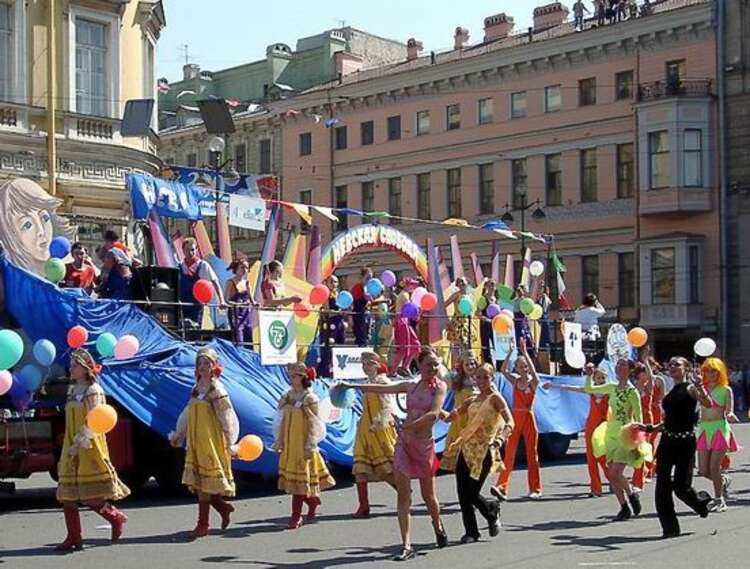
[131,266,181,329]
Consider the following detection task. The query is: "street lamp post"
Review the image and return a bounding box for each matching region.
[500,190,546,252]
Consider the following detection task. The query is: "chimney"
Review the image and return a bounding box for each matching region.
[406,38,423,61]
[334,51,364,77]
[183,63,200,80]
[454,27,470,50]
[484,13,514,42]
[533,2,569,32]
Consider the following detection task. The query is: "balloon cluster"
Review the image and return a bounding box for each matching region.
[0,329,53,403]
[44,237,71,283]
[68,326,140,359]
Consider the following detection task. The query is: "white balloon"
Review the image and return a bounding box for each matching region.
[694,337,716,358]
[529,261,545,277]
[566,350,586,369]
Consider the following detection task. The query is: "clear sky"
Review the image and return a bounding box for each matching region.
[157,0,542,82]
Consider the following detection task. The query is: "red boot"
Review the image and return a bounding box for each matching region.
[56,505,83,552]
[189,501,210,540]
[305,495,321,521]
[287,495,304,530]
[210,495,235,530]
[352,482,370,518]
[97,503,128,542]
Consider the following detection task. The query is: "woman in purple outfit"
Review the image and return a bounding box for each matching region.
[341,346,448,561]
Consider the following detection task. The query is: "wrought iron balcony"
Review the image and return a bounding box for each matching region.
[638,79,713,102]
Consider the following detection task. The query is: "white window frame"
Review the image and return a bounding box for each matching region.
[68,5,120,118]
[142,31,157,130]
[0,0,27,104]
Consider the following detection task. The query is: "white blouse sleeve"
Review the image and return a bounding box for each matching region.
[73,384,105,449]
[303,393,326,450]
[210,384,240,446]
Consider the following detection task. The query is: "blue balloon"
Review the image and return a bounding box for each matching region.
[336,291,354,310]
[365,278,384,298]
[18,364,43,391]
[401,301,419,320]
[32,339,57,367]
[9,376,33,410]
[49,236,71,259]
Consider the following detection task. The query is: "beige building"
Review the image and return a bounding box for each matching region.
[0,0,165,245]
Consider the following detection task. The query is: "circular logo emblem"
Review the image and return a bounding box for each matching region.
[268,320,289,350]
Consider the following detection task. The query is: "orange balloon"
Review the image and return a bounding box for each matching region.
[86,404,118,435]
[628,327,648,348]
[492,314,513,334]
[237,434,264,461]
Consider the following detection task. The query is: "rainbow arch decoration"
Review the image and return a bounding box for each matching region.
[321,224,429,281]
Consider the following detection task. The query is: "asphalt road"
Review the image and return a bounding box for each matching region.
[2,426,750,569]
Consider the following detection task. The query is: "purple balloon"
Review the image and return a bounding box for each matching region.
[486,303,501,318]
[381,270,397,288]
[401,301,419,320]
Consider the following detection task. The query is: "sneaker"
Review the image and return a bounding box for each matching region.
[710,498,727,513]
[528,492,543,500]
[722,474,732,500]
[490,487,507,501]
[393,547,416,562]
[628,492,642,516]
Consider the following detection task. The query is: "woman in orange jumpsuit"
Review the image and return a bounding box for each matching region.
[544,364,611,497]
[492,338,542,500]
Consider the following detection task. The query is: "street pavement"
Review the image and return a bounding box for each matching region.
[2,425,750,569]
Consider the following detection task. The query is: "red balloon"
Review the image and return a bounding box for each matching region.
[192,279,213,304]
[421,292,438,312]
[294,303,311,319]
[67,326,88,349]
[309,284,330,306]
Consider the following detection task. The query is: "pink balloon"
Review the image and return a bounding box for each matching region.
[0,370,12,396]
[114,335,140,360]
[501,309,514,319]
[411,287,428,305]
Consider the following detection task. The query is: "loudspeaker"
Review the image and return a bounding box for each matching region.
[197,98,235,134]
[131,266,180,329]
[121,99,155,136]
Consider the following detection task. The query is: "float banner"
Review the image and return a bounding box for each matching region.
[331,347,370,380]
[127,173,207,220]
[259,310,297,365]
[229,194,266,231]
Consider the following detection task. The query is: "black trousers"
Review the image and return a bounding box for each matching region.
[455,451,495,538]
[655,435,705,534]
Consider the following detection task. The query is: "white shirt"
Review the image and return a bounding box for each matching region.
[574,303,606,334]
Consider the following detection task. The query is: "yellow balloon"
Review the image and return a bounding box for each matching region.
[87,404,118,435]
[528,304,543,321]
[237,434,264,461]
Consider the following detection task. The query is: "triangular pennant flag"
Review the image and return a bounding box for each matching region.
[311,205,339,222]
[337,207,363,216]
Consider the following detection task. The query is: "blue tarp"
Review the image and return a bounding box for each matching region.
[0,257,590,476]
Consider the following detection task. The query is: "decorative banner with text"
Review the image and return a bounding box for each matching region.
[331,347,370,380]
[229,194,266,231]
[259,310,297,366]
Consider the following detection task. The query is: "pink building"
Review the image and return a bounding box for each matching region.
[279,0,719,355]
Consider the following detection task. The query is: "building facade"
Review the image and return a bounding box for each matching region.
[279,0,720,355]
[723,0,750,364]
[0,0,165,246]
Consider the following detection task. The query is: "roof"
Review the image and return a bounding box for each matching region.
[303,0,711,94]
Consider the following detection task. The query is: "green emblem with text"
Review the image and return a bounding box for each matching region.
[268,320,288,350]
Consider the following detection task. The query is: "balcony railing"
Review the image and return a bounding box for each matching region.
[0,107,18,127]
[638,79,713,102]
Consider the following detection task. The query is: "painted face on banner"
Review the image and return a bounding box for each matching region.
[16,208,53,264]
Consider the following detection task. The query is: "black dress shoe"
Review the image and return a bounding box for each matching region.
[696,491,711,518]
[487,500,501,537]
[662,529,681,539]
[628,492,642,516]
[460,534,479,544]
[614,503,632,521]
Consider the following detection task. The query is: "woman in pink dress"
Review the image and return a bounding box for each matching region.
[341,346,448,561]
[390,281,421,375]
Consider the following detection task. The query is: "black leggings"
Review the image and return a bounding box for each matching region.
[655,435,705,534]
[455,451,495,538]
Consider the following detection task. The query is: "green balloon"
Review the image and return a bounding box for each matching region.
[0,329,24,371]
[496,284,514,303]
[520,297,535,315]
[458,295,475,316]
[45,258,66,283]
[477,296,488,310]
[96,333,118,358]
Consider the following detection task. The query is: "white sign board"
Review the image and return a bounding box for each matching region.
[563,322,586,368]
[331,347,370,380]
[259,310,297,365]
[493,331,517,365]
[229,194,266,232]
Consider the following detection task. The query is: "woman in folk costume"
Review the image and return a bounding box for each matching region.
[341,347,448,561]
[170,347,239,539]
[697,357,740,513]
[544,364,612,497]
[443,363,513,543]
[274,363,336,529]
[585,358,652,521]
[352,352,398,518]
[56,349,130,552]
[440,351,479,472]
[493,338,543,500]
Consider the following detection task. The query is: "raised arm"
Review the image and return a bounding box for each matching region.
[519,338,540,390]
[442,395,475,423]
[500,354,517,386]
[341,380,412,395]
[583,372,613,396]
[543,382,586,394]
